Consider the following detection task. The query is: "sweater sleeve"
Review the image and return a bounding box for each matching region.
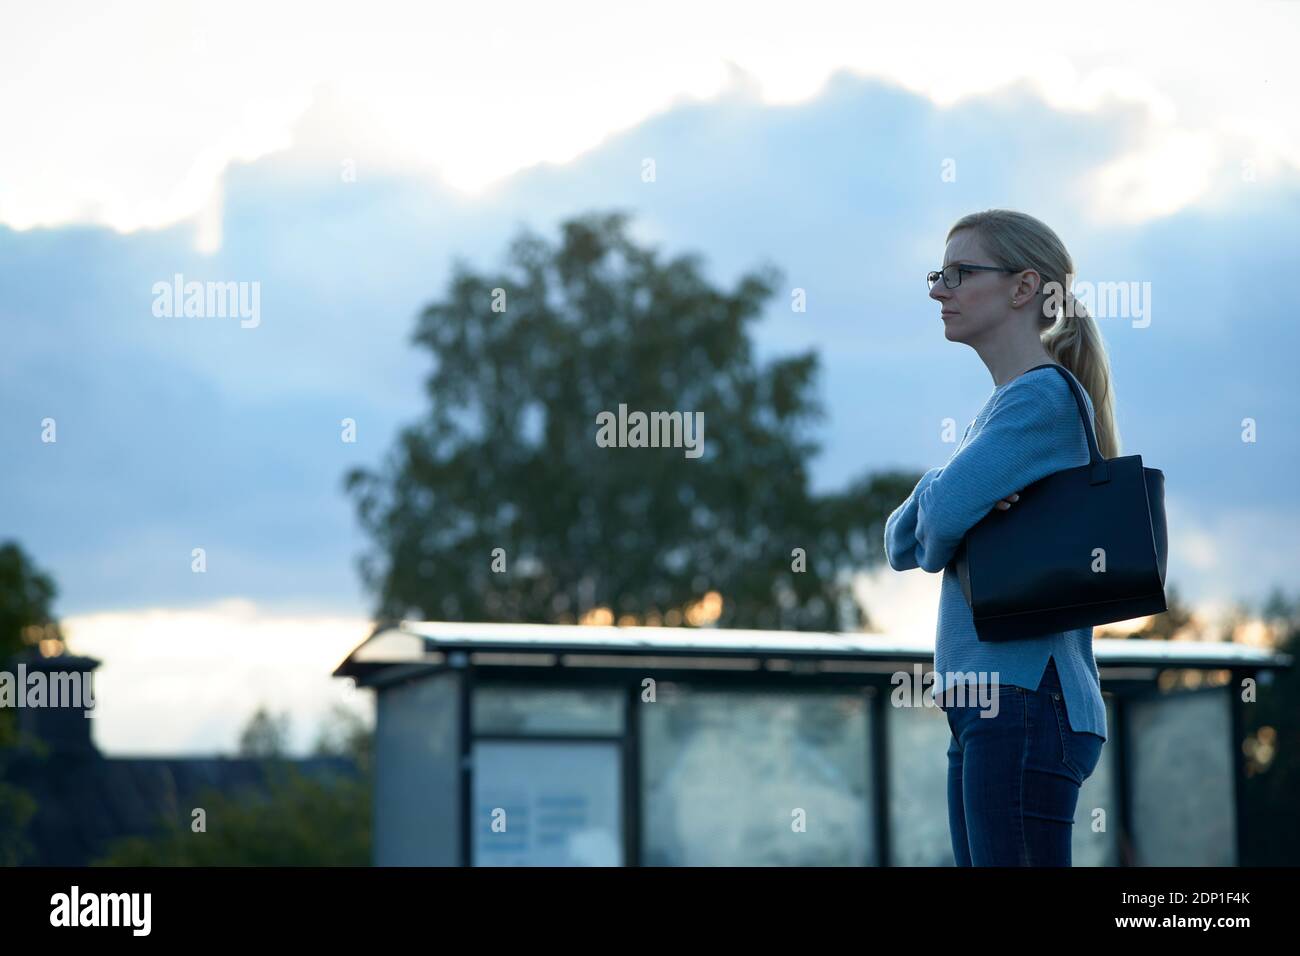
[883,466,945,571]
[883,418,977,571]
[908,374,1087,573]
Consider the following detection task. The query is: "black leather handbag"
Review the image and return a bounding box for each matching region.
[951,363,1169,642]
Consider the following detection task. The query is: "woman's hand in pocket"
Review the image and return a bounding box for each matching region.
[994,491,1021,511]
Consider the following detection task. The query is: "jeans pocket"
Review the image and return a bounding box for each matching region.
[1050,692,1103,783]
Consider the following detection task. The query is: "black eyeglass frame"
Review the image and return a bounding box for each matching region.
[927,263,1019,289]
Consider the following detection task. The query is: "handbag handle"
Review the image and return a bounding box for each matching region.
[1019,363,1109,484]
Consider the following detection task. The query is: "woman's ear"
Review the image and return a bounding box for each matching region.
[1014,269,1042,301]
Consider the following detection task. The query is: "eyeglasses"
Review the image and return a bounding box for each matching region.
[927,263,1018,290]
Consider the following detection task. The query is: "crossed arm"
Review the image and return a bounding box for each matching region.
[882,377,1084,573]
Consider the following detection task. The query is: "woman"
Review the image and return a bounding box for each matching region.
[884,209,1118,866]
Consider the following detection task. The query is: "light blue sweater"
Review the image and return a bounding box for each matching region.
[883,364,1108,740]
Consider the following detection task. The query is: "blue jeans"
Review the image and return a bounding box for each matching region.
[942,657,1105,866]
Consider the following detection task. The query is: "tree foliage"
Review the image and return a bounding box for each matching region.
[0,540,63,664]
[0,540,61,865]
[94,705,370,866]
[92,763,370,866]
[345,210,909,631]
[237,706,291,758]
[1239,586,1300,865]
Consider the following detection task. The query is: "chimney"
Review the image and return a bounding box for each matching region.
[4,651,100,757]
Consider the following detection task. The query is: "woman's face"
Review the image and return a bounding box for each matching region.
[928,230,1013,345]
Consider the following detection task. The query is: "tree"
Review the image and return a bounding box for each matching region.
[312,702,372,772]
[1239,586,1300,865]
[92,764,370,866]
[0,540,64,664]
[0,777,35,867]
[345,210,908,631]
[94,706,371,866]
[0,540,63,865]
[237,706,291,758]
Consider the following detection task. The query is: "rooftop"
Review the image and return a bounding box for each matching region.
[335,620,1293,683]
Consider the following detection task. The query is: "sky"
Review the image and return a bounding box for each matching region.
[3,1,1298,753]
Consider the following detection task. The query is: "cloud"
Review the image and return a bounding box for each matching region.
[2,66,1296,625]
[3,1,1298,236]
[61,601,372,755]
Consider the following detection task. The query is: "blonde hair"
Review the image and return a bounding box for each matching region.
[947,209,1122,459]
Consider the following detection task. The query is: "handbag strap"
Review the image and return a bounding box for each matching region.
[1020,363,1109,483]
